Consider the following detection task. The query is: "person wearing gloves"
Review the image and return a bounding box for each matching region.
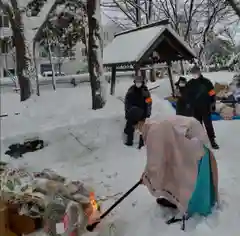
[183,66,219,149]
[124,76,152,147]
[175,76,192,116]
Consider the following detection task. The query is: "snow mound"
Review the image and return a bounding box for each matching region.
[151,94,175,119]
[1,73,240,235]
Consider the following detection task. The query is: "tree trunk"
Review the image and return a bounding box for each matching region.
[33,41,40,96]
[135,0,141,26]
[58,63,62,74]
[180,61,184,75]
[150,67,156,82]
[47,36,56,90]
[87,0,106,110]
[58,46,62,74]
[5,1,32,101]
[13,24,31,101]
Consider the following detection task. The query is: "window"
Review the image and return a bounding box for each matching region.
[3,15,9,27]
[4,69,15,77]
[1,39,9,53]
[0,15,9,27]
[39,50,48,58]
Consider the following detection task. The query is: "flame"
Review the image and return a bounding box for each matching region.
[85,191,101,225]
[89,192,98,211]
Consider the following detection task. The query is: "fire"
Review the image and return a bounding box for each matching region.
[89,192,99,211]
[85,191,101,225]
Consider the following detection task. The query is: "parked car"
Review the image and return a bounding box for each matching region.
[55,72,65,76]
[42,71,65,77]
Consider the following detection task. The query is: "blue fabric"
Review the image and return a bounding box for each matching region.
[187,148,216,216]
[166,100,240,120]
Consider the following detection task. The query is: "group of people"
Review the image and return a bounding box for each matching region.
[123,65,219,149]
[121,65,219,216]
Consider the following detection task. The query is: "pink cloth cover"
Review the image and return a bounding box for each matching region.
[142,115,212,213]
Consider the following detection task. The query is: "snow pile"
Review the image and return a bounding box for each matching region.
[1,73,240,235]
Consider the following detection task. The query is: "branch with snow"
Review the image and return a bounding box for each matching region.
[226,0,240,18]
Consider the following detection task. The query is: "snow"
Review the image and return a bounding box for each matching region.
[1,72,240,236]
[103,25,196,65]
[24,0,58,44]
[103,25,165,65]
[0,71,134,94]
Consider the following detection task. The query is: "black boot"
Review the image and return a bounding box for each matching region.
[138,135,144,149]
[211,139,219,149]
[125,141,133,146]
[124,133,134,146]
[156,198,177,209]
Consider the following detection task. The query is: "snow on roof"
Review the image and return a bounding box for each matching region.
[103,24,196,65]
[103,25,165,65]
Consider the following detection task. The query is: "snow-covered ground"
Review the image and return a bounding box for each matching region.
[1,72,240,236]
[0,71,134,93]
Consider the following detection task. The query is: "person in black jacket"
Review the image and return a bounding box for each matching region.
[184,66,219,149]
[124,76,152,147]
[175,76,193,116]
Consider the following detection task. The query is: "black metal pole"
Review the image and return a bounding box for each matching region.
[86,179,142,231]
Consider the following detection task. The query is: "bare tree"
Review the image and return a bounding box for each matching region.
[220,23,239,46]
[197,0,235,63]
[153,0,235,67]
[87,0,106,109]
[226,0,240,17]
[45,29,56,90]
[0,0,32,101]
[0,0,62,101]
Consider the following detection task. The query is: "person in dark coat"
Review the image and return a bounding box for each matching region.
[184,65,219,149]
[124,76,152,147]
[175,76,192,116]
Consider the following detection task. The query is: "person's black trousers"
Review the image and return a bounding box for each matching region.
[124,119,135,145]
[124,120,144,147]
[193,110,216,141]
[176,98,193,117]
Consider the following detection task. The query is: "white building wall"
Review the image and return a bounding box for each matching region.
[61,22,126,74]
[61,41,87,74]
[0,16,127,77]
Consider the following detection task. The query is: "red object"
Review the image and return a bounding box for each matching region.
[63,214,76,236]
[208,89,215,96]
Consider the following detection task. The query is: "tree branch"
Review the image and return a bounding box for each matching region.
[226,0,240,18]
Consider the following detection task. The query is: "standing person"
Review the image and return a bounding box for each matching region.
[184,65,219,149]
[124,76,152,147]
[230,74,240,103]
[175,76,192,116]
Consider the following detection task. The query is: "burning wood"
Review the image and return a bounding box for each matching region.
[85,191,101,226]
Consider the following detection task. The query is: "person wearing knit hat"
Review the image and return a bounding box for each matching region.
[175,76,192,116]
[124,76,152,147]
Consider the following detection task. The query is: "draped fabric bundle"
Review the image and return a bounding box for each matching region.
[142,115,218,214]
